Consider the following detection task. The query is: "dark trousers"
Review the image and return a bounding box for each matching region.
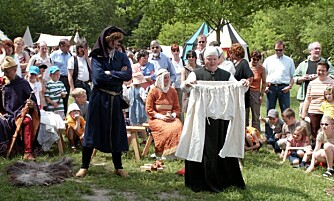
[309,113,323,142]
[81,146,123,170]
[60,75,70,114]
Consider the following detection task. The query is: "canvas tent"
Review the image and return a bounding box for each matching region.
[23,26,33,47]
[0,30,10,41]
[181,22,210,60]
[206,21,250,61]
[36,33,72,47]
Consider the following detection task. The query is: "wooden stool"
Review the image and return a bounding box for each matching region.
[57,129,64,156]
[126,126,147,161]
[142,123,153,157]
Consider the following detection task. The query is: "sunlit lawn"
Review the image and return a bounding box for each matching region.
[0,85,333,200]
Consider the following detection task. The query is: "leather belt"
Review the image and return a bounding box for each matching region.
[272,83,288,86]
[76,80,90,84]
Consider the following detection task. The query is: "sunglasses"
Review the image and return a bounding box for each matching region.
[320,123,329,126]
[198,41,206,44]
[172,49,179,52]
[275,49,283,52]
[252,58,260,61]
[187,56,195,59]
[151,46,160,49]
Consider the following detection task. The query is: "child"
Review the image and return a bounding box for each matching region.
[44,66,67,119]
[245,126,262,151]
[278,108,310,158]
[260,109,284,153]
[320,85,334,118]
[128,72,147,125]
[66,103,86,149]
[281,126,312,168]
[70,88,89,120]
[26,66,43,109]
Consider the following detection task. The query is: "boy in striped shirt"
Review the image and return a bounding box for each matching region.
[45,66,67,119]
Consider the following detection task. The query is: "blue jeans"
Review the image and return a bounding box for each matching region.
[265,123,281,153]
[266,85,290,113]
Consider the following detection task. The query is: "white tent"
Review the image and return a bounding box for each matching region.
[23,26,33,47]
[73,31,80,43]
[36,33,72,47]
[206,22,250,61]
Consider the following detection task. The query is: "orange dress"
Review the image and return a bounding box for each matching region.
[146,86,183,156]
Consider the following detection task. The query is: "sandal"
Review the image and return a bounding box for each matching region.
[23,153,36,161]
[115,169,128,177]
[76,168,88,177]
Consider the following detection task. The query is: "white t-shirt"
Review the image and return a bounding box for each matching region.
[67,56,89,82]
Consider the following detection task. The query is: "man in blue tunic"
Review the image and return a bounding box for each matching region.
[0,56,40,160]
[76,26,132,177]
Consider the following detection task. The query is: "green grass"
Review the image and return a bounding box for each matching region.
[0,85,333,200]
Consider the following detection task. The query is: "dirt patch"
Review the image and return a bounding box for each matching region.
[82,189,110,201]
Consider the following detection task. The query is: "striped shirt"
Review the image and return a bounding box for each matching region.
[306,77,334,114]
[45,80,67,112]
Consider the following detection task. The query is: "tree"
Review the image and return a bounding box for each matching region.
[157,22,202,46]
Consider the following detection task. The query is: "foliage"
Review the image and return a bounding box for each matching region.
[241,0,334,63]
[157,22,202,46]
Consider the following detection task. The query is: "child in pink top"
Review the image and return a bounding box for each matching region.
[281,126,312,168]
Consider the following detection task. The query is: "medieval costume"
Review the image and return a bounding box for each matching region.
[0,56,40,159]
[176,46,246,192]
[76,26,132,177]
[146,69,182,156]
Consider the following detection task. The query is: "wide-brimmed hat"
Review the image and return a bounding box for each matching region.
[132,72,146,85]
[29,66,40,75]
[68,103,80,113]
[1,56,17,70]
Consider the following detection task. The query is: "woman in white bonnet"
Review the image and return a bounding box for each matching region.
[180,46,248,192]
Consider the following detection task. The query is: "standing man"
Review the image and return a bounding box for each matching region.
[293,41,334,115]
[0,56,40,160]
[148,40,176,83]
[263,41,295,144]
[68,41,92,100]
[50,39,71,114]
[195,34,207,66]
[76,26,132,178]
[264,40,295,113]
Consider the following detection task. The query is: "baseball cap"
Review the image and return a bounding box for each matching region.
[267,109,279,118]
[49,66,60,74]
[28,66,39,75]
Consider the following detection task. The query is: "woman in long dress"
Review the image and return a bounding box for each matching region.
[146,69,183,157]
[177,46,248,192]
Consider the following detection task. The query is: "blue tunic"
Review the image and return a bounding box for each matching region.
[0,76,38,155]
[83,51,132,153]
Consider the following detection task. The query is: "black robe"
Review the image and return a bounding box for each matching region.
[185,67,245,192]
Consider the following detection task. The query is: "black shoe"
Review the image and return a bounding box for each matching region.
[323,169,334,177]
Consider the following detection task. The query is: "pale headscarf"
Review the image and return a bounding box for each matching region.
[155,69,171,93]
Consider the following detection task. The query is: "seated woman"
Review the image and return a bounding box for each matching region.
[306,116,334,175]
[145,69,182,159]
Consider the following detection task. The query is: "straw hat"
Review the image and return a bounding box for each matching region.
[1,56,17,70]
[132,72,146,84]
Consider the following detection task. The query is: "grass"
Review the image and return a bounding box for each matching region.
[0,85,333,201]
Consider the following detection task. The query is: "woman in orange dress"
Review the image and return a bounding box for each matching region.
[146,69,182,157]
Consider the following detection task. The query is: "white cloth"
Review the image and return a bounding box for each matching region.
[37,111,66,151]
[175,81,247,162]
[218,60,236,75]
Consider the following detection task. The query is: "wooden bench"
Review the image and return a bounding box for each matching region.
[141,123,153,157]
[126,125,147,161]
